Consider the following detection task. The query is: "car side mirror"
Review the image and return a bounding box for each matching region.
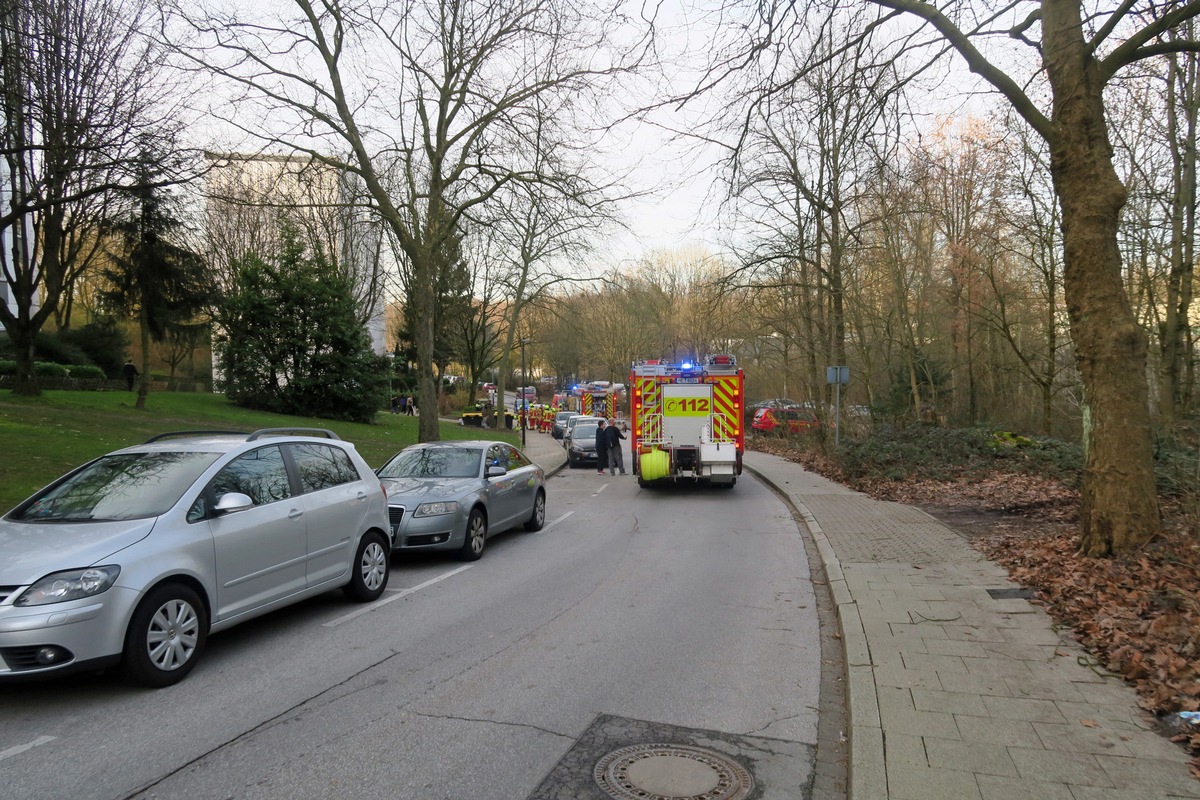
[486,465,507,478]
[214,492,254,514]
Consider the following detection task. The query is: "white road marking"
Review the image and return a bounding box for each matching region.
[592,483,609,497]
[536,510,575,534]
[323,565,473,627]
[0,736,55,762]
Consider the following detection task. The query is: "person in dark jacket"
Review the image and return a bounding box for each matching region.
[122,360,138,391]
[595,418,608,474]
[604,417,626,475]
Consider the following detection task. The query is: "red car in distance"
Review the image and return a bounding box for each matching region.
[751,406,819,435]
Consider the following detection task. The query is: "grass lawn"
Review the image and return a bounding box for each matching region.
[0,390,518,514]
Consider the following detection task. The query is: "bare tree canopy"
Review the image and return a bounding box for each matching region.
[1,0,174,395]
[168,0,649,439]
[685,0,1200,555]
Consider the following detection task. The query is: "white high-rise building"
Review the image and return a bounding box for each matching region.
[203,152,388,354]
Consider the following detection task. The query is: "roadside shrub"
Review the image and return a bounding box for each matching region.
[33,362,69,377]
[837,424,1083,484]
[58,322,128,378]
[66,364,106,380]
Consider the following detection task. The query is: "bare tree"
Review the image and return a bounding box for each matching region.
[1,0,170,394]
[703,0,1200,555]
[172,0,644,439]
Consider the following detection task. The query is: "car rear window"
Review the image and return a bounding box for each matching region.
[12,451,221,522]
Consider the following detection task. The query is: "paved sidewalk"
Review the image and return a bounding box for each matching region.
[518,428,568,477]
[745,450,1200,800]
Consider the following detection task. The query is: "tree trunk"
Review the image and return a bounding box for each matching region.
[136,310,150,410]
[9,328,39,396]
[1043,0,1160,556]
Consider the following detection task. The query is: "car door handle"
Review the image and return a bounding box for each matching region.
[288,508,304,520]
[356,491,368,501]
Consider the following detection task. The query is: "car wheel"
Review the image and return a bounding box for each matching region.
[524,489,546,531]
[344,531,390,601]
[121,583,208,688]
[458,508,487,561]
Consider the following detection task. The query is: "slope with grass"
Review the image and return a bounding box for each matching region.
[0,391,517,513]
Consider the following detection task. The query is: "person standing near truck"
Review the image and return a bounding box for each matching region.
[605,417,626,475]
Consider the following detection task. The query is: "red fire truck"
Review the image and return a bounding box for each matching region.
[629,354,745,487]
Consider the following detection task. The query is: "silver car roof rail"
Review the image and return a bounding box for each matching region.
[144,430,249,443]
[247,427,342,441]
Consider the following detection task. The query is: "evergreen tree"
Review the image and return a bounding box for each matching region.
[215,229,388,423]
[101,153,211,409]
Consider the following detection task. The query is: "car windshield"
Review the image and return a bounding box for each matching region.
[11,451,221,522]
[379,447,482,479]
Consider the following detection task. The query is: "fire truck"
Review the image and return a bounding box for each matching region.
[629,354,745,487]
[580,389,617,418]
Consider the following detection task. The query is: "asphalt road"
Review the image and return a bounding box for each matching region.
[0,457,822,799]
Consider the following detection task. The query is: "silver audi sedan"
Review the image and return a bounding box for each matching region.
[0,429,391,687]
[378,440,546,561]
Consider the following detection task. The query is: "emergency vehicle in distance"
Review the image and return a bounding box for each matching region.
[629,354,745,488]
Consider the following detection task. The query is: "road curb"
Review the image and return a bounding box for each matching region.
[744,461,884,800]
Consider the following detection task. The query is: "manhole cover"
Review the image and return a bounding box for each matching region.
[594,743,754,800]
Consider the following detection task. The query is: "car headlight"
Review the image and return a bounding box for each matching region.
[16,566,121,607]
[414,501,458,517]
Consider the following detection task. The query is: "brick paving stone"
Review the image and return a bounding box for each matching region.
[883,732,928,767]
[890,621,949,640]
[943,624,1009,642]
[975,775,1075,800]
[912,688,990,717]
[887,763,984,800]
[964,656,1035,679]
[1007,748,1112,786]
[924,638,990,658]
[901,652,969,674]
[877,706,962,740]
[874,664,944,691]
[954,714,1038,747]
[924,737,1020,777]
[1096,755,1200,797]
[1031,721,1134,756]
[938,671,1010,697]
[1003,675,1088,702]
[981,695,1070,724]
[1067,787,1179,800]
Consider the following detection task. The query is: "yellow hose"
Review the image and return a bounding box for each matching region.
[639,448,670,482]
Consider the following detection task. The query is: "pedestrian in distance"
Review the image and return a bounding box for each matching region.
[397,395,408,414]
[122,360,138,391]
[605,417,626,475]
[595,418,608,475]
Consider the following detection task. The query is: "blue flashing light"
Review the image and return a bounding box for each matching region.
[681,362,694,370]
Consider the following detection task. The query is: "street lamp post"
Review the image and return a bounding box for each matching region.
[520,338,531,447]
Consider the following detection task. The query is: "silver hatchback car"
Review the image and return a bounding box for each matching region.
[0,428,391,687]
